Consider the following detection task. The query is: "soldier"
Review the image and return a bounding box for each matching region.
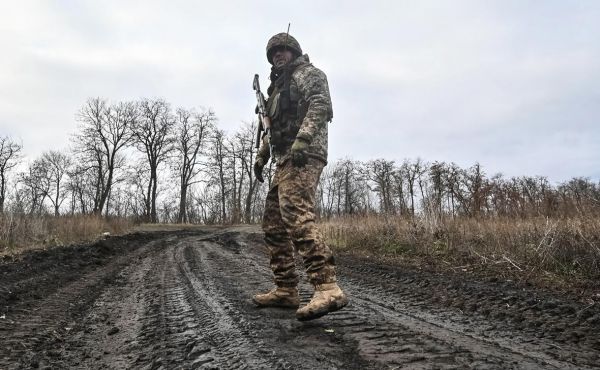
[252,32,348,321]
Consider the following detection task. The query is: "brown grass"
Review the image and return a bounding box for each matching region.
[0,214,135,256]
[320,215,600,288]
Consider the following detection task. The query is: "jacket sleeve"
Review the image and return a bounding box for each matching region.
[295,67,333,143]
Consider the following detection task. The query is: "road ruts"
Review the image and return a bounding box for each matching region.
[0,233,165,369]
[185,230,372,369]
[335,259,600,368]
[52,231,289,369]
[1,226,598,369]
[192,228,599,369]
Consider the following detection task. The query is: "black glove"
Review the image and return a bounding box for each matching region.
[254,156,266,183]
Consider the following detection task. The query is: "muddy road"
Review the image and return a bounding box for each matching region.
[1,226,599,369]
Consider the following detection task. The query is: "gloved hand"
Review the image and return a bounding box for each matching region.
[290,138,309,167]
[254,156,266,183]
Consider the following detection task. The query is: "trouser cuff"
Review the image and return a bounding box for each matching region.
[308,269,337,285]
[275,281,299,288]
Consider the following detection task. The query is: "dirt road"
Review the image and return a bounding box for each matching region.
[1,226,599,369]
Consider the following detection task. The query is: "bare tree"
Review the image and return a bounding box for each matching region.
[126,162,151,220]
[18,159,51,215]
[224,122,261,223]
[226,137,240,223]
[332,159,367,215]
[442,163,461,217]
[235,122,261,223]
[391,163,409,216]
[0,136,22,213]
[74,98,136,215]
[131,98,174,222]
[173,108,214,223]
[368,159,395,214]
[40,150,72,216]
[209,129,228,223]
[462,163,487,217]
[318,165,337,218]
[65,162,96,215]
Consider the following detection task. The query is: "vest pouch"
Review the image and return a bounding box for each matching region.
[270,128,284,148]
[270,117,297,151]
[267,93,280,120]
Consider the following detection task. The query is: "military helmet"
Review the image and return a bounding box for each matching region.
[266,33,302,64]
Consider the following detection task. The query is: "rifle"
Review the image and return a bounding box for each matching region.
[253,74,272,155]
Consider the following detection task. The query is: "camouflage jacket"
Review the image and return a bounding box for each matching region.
[259,54,333,165]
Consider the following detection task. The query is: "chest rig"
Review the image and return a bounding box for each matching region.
[266,64,309,154]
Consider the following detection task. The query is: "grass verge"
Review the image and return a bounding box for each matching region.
[321,215,600,295]
[0,214,135,256]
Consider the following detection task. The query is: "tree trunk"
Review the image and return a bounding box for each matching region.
[178,182,187,223]
[150,167,158,223]
[0,173,5,214]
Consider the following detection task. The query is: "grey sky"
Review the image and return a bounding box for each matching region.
[1,1,598,182]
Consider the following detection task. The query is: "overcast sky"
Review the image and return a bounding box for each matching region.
[1,1,598,182]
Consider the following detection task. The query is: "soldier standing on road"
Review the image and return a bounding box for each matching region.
[252,32,348,321]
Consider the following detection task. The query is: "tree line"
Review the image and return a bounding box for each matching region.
[317,159,600,220]
[1,97,599,224]
[1,97,266,224]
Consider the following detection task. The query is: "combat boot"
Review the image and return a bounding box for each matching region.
[296,283,348,321]
[252,287,300,308]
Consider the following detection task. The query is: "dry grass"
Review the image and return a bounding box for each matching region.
[321,214,600,286]
[0,213,135,256]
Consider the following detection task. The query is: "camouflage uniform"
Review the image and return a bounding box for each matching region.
[258,35,337,288]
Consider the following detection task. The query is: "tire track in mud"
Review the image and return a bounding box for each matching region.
[64,232,271,369]
[177,242,290,369]
[1,227,598,369]
[201,229,599,369]
[59,238,169,369]
[186,232,371,370]
[193,231,505,368]
[140,238,274,369]
[134,240,221,369]
[108,232,289,369]
[338,260,600,368]
[0,235,164,369]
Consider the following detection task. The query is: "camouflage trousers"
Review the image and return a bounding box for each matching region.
[262,157,336,287]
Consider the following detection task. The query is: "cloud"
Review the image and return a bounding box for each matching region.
[0,1,599,182]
